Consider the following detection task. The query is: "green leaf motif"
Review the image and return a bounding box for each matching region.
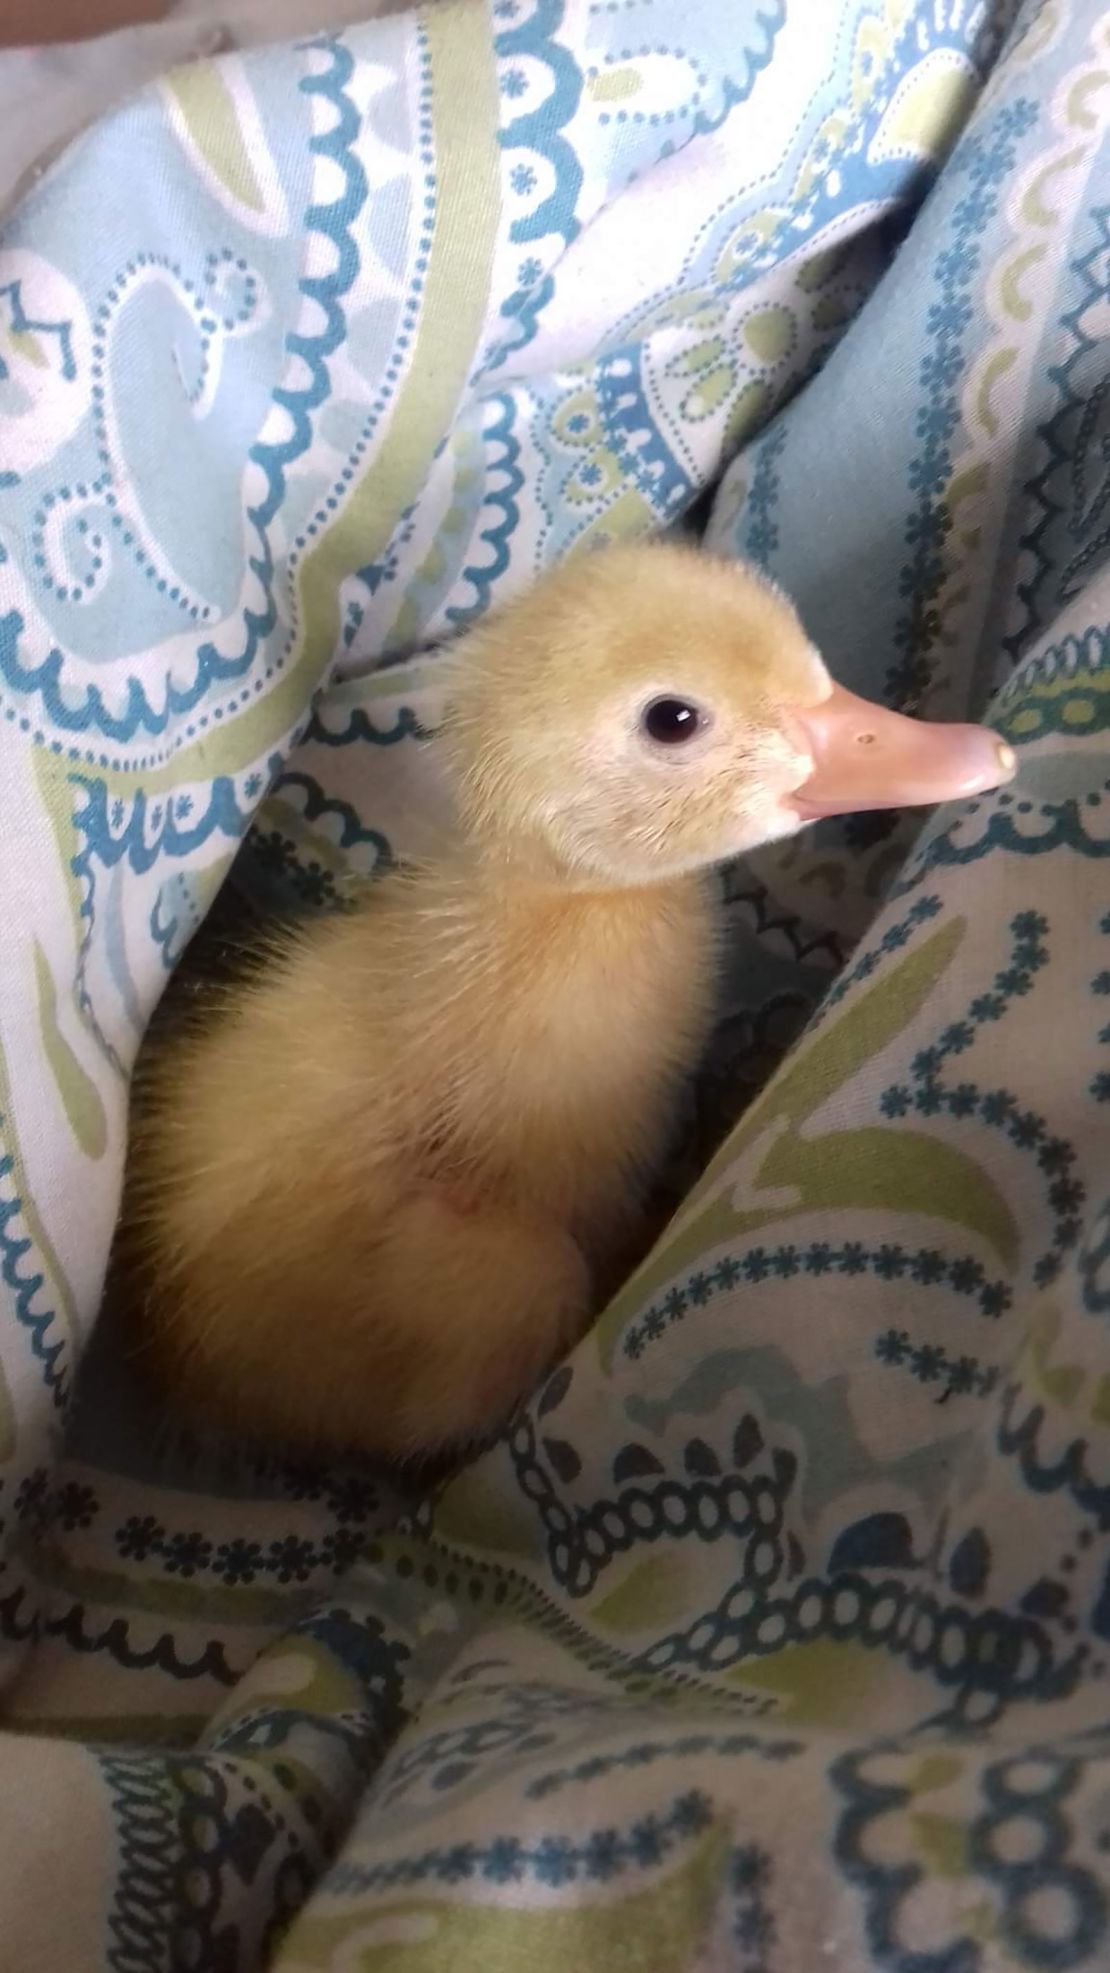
[0,1028,79,1383]
[912,1811,971,1881]
[33,940,107,1161]
[7,329,46,369]
[590,1554,691,1634]
[754,1124,1017,1263]
[596,917,1015,1364]
[165,66,264,212]
[588,66,644,102]
[1023,1305,1087,1411]
[279,1821,732,1970]
[742,304,794,363]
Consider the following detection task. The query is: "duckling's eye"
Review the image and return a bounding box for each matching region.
[641,696,704,746]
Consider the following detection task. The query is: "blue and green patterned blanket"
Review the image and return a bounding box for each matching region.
[3,2,1110,1966]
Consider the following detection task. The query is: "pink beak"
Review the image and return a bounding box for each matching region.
[790,681,1016,820]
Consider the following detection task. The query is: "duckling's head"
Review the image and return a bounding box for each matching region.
[442,540,1014,887]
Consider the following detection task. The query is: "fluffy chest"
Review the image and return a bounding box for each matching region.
[417,876,720,1200]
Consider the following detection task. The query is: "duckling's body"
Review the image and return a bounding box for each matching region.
[132,858,715,1455]
[122,540,1013,1460]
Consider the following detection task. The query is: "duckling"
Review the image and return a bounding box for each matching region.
[119,540,1014,1461]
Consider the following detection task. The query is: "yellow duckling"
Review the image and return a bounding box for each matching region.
[120,540,1013,1461]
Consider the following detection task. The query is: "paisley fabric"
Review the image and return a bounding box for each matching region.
[3,0,1110,1966]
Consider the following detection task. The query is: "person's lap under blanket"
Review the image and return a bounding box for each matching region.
[2,1,1110,1967]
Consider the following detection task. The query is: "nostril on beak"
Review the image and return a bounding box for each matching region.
[791,682,1018,817]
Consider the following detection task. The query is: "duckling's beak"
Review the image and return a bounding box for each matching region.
[790,681,1016,820]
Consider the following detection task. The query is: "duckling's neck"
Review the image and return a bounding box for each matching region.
[458,845,711,932]
[451,843,719,1013]
[397,841,720,1249]
[458,829,706,906]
